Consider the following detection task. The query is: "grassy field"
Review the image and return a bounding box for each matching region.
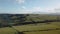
[0,22,60,34]
[26,15,59,22]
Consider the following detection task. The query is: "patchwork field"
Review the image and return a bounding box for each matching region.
[0,22,60,34]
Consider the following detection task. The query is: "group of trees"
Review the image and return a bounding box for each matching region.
[0,14,29,27]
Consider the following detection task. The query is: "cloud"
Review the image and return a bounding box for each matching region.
[16,0,25,4]
[16,7,42,14]
[42,3,60,13]
[22,6,26,9]
[32,7,42,11]
[22,7,41,12]
[6,0,60,14]
[54,8,60,13]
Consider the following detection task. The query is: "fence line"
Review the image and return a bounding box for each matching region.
[22,28,60,32]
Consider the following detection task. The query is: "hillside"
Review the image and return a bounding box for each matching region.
[0,14,60,27]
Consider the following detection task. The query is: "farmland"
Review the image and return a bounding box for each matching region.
[0,14,60,34]
[0,22,60,34]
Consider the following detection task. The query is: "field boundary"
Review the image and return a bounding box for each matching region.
[22,28,60,32]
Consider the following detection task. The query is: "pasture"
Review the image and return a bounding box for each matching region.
[0,22,60,34]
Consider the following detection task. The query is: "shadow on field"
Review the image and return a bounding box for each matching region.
[0,19,60,28]
[22,28,60,32]
[16,32,24,34]
[15,28,60,34]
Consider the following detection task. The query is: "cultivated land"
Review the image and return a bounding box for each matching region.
[0,14,60,34]
[0,22,60,34]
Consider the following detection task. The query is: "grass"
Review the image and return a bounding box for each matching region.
[13,22,60,31]
[0,27,16,34]
[0,22,60,34]
[24,30,60,34]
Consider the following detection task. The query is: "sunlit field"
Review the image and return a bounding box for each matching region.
[0,22,60,34]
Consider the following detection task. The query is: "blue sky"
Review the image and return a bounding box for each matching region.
[0,0,60,14]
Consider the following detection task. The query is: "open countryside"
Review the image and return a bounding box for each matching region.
[0,14,60,34]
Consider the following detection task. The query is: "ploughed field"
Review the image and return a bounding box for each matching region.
[0,22,60,34]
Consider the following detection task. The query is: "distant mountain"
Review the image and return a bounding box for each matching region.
[31,11,52,14]
[48,13,60,16]
[31,11,60,16]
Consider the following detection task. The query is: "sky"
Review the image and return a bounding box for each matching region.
[0,0,60,14]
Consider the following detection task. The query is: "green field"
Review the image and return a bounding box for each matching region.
[0,22,60,34]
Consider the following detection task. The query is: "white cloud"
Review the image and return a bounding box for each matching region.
[13,0,60,14]
[42,3,60,13]
[32,7,42,11]
[22,7,42,12]
[22,6,26,9]
[16,0,25,4]
[16,7,43,14]
[54,8,60,13]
